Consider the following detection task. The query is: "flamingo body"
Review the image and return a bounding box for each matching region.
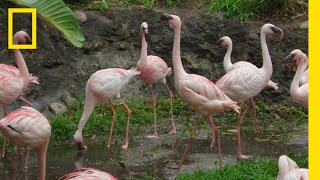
[277,155,308,180]
[0,106,51,180]
[59,168,117,180]
[73,67,140,150]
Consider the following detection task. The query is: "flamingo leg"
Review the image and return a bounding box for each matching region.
[147,84,158,139]
[12,147,19,180]
[1,106,7,158]
[164,83,176,135]
[206,114,215,152]
[23,150,30,173]
[237,107,251,160]
[249,98,258,131]
[177,114,201,173]
[107,100,116,149]
[118,98,131,149]
[208,115,222,169]
[19,97,32,107]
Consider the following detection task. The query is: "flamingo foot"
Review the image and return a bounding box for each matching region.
[237,154,252,160]
[168,125,176,135]
[146,134,159,139]
[121,144,128,150]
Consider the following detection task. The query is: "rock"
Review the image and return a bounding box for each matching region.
[49,102,68,115]
[300,21,308,29]
[60,94,80,108]
[73,10,87,24]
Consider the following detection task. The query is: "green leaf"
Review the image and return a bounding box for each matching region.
[10,0,85,48]
[0,8,5,14]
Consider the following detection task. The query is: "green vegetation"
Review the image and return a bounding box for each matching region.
[177,152,308,180]
[205,0,308,20]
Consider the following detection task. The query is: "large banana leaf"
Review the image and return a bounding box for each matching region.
[10,0,85,47]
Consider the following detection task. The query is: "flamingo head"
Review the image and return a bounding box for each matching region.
[214,36,232,48]
[159,13,181,28]
[13,30,32,45]
[141,22,148,41]
[262,23,284,41]
[285,49,305,71]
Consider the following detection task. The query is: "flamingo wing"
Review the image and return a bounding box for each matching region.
[216,66,265,101]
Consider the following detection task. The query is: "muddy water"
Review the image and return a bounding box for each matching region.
[0,129,307,180]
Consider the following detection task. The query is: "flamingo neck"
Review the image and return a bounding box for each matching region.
[260,33,273,79]
[172,24,186,80]
[223,43,233,72]
[290,59,308,96]
[13,49,29,85]
[139,30,148,62]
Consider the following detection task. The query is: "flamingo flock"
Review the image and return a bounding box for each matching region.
[0,13,308,180]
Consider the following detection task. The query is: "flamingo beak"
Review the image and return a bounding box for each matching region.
[214,39,223,48]
[271,26,284,41]
[144,28,148,42]
[285,54,296,71]
[159,13,172,22]
[26,36,33,54]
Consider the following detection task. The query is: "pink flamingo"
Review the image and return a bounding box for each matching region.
[215,36,279,128]
[73,68,140,150]
[59,168,117,180]
[0,106,51,180]
[0,30,39,157]
[277,155,308,180]
[286,49,308,86]
[136,22,176,138]
[216,24,284,159]
[285,49,308,108]
[159,13,240,171]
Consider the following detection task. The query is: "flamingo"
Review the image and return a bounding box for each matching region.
[159,13,240,171]
[0,30,39,157]
[0,106,51,180]
[136,22,176,138]
[216,23,284,159]
[73,68,140,150]
[285,49,308,108]
[59,168,117,180]
[277,155,308,180]
[286,49,308,86]
[215,36,279,128]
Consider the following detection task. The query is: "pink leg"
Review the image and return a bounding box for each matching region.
[177,114,201,173]
[118,98,132,149]
[206,114,215,152]
[208,115,222,169]
[249,98,258,131]
[237,108,251,160]
[164,83,176,135]
[12,147,19,180]
[147,85,158,139]
[23,150,30,173]
[19,97,32,107]
[107,100,116,149]
[1,106,7,158]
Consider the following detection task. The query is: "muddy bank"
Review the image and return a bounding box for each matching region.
[0,7,308,113]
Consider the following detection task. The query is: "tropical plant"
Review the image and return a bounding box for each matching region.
[8,0,85,47]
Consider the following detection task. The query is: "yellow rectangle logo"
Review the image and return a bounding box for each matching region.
[8,8,37,49]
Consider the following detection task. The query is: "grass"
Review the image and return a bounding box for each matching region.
[177,151,308,180]
[204,0,308,20]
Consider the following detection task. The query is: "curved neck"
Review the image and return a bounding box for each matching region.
[223,43,233,72]
[260,33,272,78]
[139,30,148,61]
[172,24,186,80]
[291,59,308,94]
[13,37,29,84]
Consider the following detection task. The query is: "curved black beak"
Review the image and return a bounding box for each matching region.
[214,39,223,48]
[285,54,296,71]
[271,26,284,41]
[159,13,172,22]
